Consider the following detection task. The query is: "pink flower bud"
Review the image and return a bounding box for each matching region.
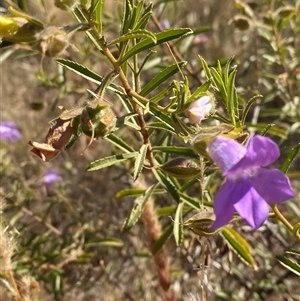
[184,95,214,124]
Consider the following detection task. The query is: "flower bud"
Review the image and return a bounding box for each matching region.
[80,102,116,139]
[184,211,219,237]
[159,157,200,179]
[184,94,215,124]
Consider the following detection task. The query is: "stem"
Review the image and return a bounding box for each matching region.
[88,24,156,166]
[271,205,300,240]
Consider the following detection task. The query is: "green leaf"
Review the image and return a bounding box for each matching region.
[199,56,212,80]
[119,28,193,64]
[106,133,135,153]
[276,255,300,276]
[87,152,138,171]
[241,94,263,125]
[133,144,148,181]
[85,238,123,248]
[90,0,103,33]
[174,202,184,246]
[122,184,157,233]
[281,143,300,174]
[152,223,173,255]
[246,123,287,139]
[149,105,175,130]
[140,61,187,96]
[186,80,211,104]
[56,59,122,95]
[221,227,256,266]
[147,121,176,134]
[178,192,200,210]
[152,146,198,158]
[152,169,180,202]
[116,188,145,198]
[108,29,157,47]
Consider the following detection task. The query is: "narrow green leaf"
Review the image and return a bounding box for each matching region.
[152,146,198,158]
[186,80,211,104]
[85,238,123,248]
[199,56,212,79]
[116,188,145,198]
[122,184,157,233]
[116,188,164,198]
[90,0,103,33]
[108,29,157,47]
[135,8,152,30]
[149,105,175,130]
[152,169,180,202]
[152,223,173,255]
[87,152,138,171]
[281,143,300,174]
[221,227,256,266]
[140,61,187,96]
[106,133,135,153]
[178,192,200,210]
[227,69,238,125]
[133,144,148,181]
[276,255,300,276]
[174,202,184,246]
[119,28,193,64]
[241,94,263,125]
[56,59,122,95]
[246,123,287,139]
[156,206,177,216]
[147,121,176,134]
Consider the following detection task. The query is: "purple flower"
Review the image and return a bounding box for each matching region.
[43,169,63,190]
[160,20,170,30]
[208,135,294,229]
[185,95,214,124]
[0,121,22,142]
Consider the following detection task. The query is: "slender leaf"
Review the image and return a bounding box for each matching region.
[85,238,123,248]
[133,144,148,181]
[140,61,187,96]
[152,223,174,255]
[152,169,180,202]
[221,227,256,266]
[116,188,145,198]
[106,133,136,153]
[186,80,211,104]
[152,146,198,158]
[56,59,122,95]
[241,94,263,125]
[276,255,300,276]
[87,152,138,171]
[281,143,300,174]
[122,184,157,233]
[119,28,193,64]
[174,202,184,246]
[108,29,157,47]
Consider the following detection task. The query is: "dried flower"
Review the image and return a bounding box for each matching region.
[29,118,73,161]
[43,169,63,190]
[208,135,294,229]
[0,121,22,142]
[185,95,214,124]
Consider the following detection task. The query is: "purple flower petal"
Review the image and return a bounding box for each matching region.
[208,137,247,173]
[234,185,270,229]
[211,179,250,229]
[251,168,294,204]
[230,136,280,173]
[0,121,22,143]
[43,169,63,190]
